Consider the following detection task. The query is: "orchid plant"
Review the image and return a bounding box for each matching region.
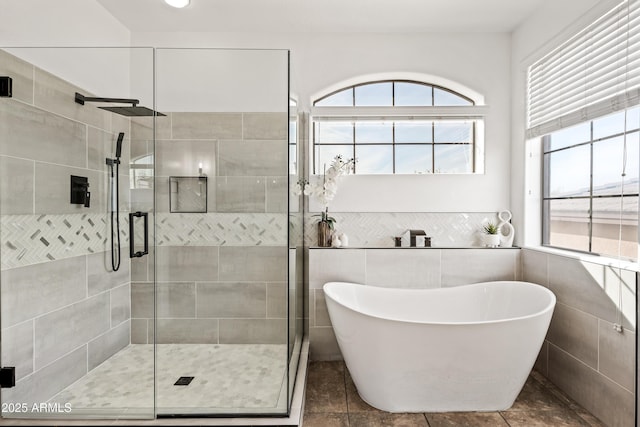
[296,155,355,229]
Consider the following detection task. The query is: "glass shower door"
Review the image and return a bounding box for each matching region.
[152,48,291,416]
[0,47,155,419]
[1,45,297,421]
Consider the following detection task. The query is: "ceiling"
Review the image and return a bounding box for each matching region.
[96,0,548,34]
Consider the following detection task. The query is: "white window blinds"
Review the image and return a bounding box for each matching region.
[527,0,640,138]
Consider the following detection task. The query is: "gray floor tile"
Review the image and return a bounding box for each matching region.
[426,412,509,427]
[305,362,605,427]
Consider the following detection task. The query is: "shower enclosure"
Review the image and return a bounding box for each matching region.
[0,46,303,419]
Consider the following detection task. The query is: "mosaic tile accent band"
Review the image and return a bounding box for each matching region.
[1,213,129,270]
[2,212,295,269]
[3,211,501,268]
[155,213,290,246]
[304,212,502,247]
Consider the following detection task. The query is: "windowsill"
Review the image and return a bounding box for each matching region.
[523,245,640,273]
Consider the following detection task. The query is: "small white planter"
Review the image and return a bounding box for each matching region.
[482,234,501,248]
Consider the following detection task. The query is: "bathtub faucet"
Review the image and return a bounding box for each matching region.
[402,229,426,247]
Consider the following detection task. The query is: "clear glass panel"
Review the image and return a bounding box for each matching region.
[593,110,626,140]
[433,87,473,106]
[316,145,354,175]
[592,196,638,259]
[627,106,640,130]
[288,101,304,409]
[155,48,291,416]
[354,82,392,106]
[315,122,353,144]
[395,122,432,143]
[355,122,392,143]
[593,134,639,196]
[355,145,393,173]
[545,198,590,252]
[0,47,155,419]
[546,144,591,198]
[434,121,472,143]
[396,145,432,174]
[434,144,473,173]
[314,88,353,106]
[394,82,433,106]
[546,122,591,151]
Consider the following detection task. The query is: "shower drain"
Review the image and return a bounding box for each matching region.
[174,376,194,386]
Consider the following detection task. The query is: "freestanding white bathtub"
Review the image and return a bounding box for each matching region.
[323,281,556,413]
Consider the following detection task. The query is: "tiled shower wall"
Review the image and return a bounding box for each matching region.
[522,249,636,427]
[0,49,132,404]
[129,112,290,345]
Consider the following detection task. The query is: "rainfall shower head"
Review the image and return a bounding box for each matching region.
[99,106,165,117]
[75,92,165,117]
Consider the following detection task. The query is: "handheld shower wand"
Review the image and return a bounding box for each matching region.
[107,133,124,272]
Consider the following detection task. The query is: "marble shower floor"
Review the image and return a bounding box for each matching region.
[48,344,288,416]
[303,361,607,427]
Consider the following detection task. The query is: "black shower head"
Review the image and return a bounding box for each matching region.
[75,92,165,117]
[115,132,124,159]
[99,106,166,117]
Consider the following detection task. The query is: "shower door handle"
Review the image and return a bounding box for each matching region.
[129,211,149,258]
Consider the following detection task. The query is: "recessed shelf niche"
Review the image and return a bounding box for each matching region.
[169,176,208,213]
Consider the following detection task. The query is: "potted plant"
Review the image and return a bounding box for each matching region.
[482,222,501,247]
[315,207,336,247]
[304,155,355,247]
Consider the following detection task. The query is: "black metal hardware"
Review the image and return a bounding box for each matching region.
[75,92,139,106]
[70,175,90,208]
[174,376,194,386]
[409,229,426,247]
[0,367,15,388]
[75,92,165,117]
[129,211,149,258]
[0,76,12,97]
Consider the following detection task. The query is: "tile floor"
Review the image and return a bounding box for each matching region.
[0,340,310,426]
[303,361,607,427]
[47,344,288,417]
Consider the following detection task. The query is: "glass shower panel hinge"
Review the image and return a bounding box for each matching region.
[0,367,15,388]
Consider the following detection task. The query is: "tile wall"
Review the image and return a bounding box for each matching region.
[523,248,636,427]
[304,212,503,248]
[128,111,291,345]
[0,49,132,405]
[307,247,521,360]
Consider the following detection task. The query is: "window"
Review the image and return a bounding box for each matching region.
[542,107,640,259]
[311,80,483,174]
[530,0,640,259]
[130,154,153,189]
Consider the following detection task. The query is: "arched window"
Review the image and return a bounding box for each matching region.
[311,80,485,174]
